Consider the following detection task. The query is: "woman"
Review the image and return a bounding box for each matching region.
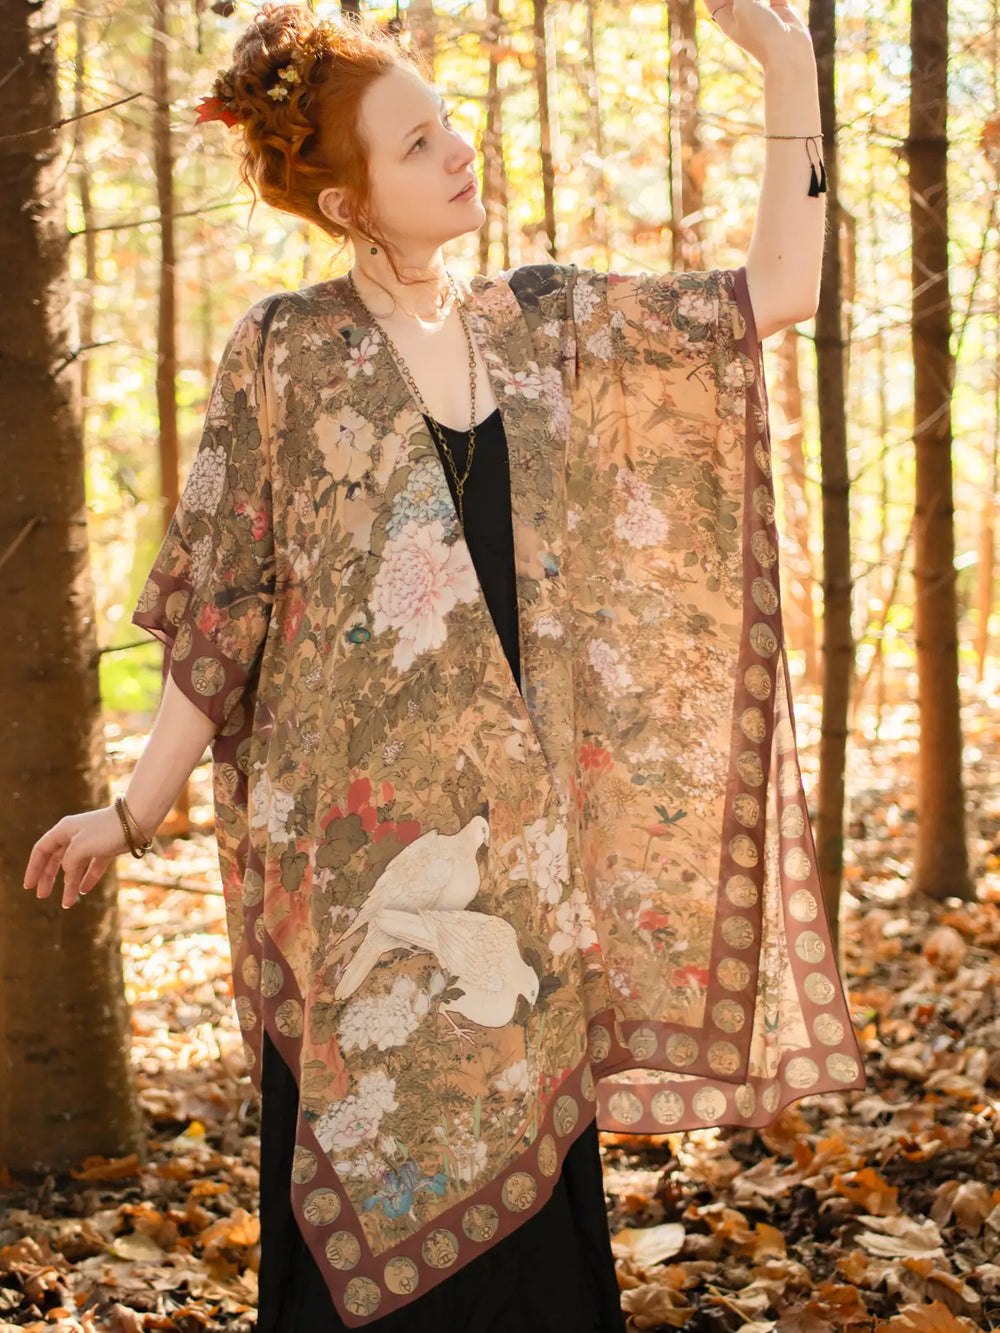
[24,3,865,1328]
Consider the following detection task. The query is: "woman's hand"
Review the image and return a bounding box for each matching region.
[707,0,814,72]
[23,806,134,909]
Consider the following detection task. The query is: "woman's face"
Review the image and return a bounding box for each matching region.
[322,64,485,255]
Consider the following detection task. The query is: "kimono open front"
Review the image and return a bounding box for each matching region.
[133,262,866,1327]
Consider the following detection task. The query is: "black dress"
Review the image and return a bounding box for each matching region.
[256,408,626,1332]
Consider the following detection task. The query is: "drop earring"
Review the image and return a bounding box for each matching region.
[365,237,378,255]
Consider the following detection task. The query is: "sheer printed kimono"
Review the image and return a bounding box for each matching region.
[132,262,866,1327]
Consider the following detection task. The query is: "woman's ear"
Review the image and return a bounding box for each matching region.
[317,187,350,228]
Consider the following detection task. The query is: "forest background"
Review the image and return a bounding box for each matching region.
[5,0,1000,1328]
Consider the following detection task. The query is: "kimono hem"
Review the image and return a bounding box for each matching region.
[133,261,866,1327]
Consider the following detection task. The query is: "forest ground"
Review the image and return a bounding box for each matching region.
[4,685,1000,1331]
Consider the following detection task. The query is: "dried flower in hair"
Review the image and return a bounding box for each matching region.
[278,65,302,84]
[267,84,290,101]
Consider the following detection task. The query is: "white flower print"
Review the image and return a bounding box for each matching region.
[347,332,382,379]
[314,1070,398,1154]
[316,405,376,483]
[337,975,431,1053]
[613,471,668,549]
[370,517,480,672]
[502,817,570,904]
[676,290,716,327]
[549,888,600,958]
[573,280,601,325]
[494,1058,531,1096]
[183,444,227,515]
[502,367,543,399]
[534,613,564,640]
[537,365,570,442]
[190,534,214,588]
[248,768,295,844]
[588,637,633,692]
[585,327,613,362]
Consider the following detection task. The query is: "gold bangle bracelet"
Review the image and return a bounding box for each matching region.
[115,796,153,859]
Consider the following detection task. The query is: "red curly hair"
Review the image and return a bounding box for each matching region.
[217,4,430,282]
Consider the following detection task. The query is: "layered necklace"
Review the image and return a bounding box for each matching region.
[347,270,480,530]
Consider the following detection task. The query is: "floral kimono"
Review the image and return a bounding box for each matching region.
[132,262,866,1326]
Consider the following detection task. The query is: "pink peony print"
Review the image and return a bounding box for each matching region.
[370,518,480,672]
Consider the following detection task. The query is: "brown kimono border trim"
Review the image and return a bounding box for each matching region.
[251,940,604,1326]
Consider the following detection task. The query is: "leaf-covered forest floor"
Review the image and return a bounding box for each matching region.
[5,687,1000,1332]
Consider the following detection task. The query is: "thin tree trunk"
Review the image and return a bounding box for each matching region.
[409,0,437,79]
[73,9,97,423]
[0,0,141,1168]
[480,0,503,275]
[908,0,971,899]
[774,328,819,684]
[809,0,852,948]
[153,0,189,828]
[532,0,557,260]
[583,0,611,267]
[666,0,703,270]
[976,9,1000,683]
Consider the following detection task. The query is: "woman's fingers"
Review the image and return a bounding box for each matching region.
[24,827,71,899]
[24,808,131,908]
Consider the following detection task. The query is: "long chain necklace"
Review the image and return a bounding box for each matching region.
[347,271,479,530]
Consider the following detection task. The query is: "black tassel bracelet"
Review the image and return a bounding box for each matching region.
[763,132,828,196]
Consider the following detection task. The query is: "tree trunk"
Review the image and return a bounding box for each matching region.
[532,0,557,260]
[583,0,611,267]
[72,8,97,424]
[480,0,504,275]
[908,0,971,899]
[0,0,141,1168]
[666,0,704,270]
[153,0,189,828]
[409,0,437,79]
[809,0,852,948]
[774,328,819,685]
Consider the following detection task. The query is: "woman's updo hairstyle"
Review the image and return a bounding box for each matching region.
[216,3,427,278]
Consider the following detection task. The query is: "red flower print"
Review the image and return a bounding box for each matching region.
[671,965,710,990]
[283,599,304,644]
[198,604,222,636]
[252,505,270,541]
[638,908,671,933]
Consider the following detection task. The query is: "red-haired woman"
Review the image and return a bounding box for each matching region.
[25,3,865,1329]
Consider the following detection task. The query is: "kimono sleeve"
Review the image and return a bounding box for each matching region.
[570,263,758,386]
[131,302,276,732]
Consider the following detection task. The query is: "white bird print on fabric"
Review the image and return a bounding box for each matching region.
[333,815,490,1001]
[373,907,540,1028]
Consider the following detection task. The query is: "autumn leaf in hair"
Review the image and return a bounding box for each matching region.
[196,95,240,127]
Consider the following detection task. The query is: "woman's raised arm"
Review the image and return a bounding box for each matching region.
[710,0,825,339]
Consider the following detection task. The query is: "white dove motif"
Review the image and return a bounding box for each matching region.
[333,815,490,1001]
[373,907,540,1028]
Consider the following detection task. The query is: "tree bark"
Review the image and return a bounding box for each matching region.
[480,0,504,275]
[0,0,141,1168]
[532,0,557,260]
[908,0,971,899]
[809,0,852,947]
[72,9,97,424]
[774,329,819,684]
[583,0,611,267]
[153,0,189,827]
[408,0,437,79]
[666,0,704,270]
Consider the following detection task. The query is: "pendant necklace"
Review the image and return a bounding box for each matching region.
[346,271,479,530]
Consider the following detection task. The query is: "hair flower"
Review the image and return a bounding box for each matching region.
[268,83,290,100]
[278,65,302,84]
[196,94,239,127]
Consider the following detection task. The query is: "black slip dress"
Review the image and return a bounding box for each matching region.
[256,407,626,1333]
